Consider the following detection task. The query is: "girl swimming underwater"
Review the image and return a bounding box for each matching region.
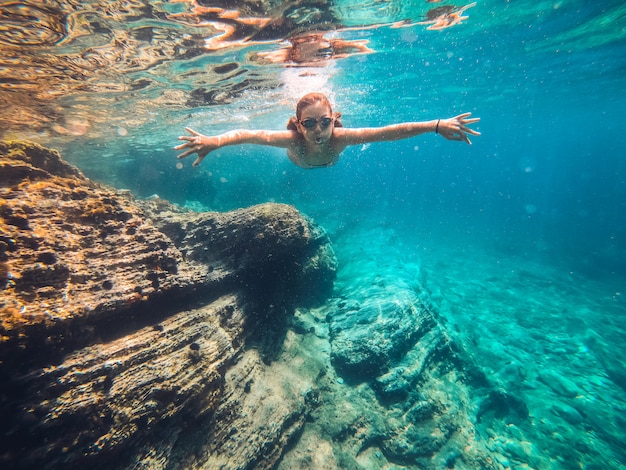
[176,93,480,169]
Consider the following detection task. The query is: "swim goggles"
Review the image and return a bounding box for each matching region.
[300,116,333,129]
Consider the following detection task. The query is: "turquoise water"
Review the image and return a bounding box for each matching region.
[2,0,626,468]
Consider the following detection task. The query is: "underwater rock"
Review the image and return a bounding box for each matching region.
[0,141,336,469]
[290,227,498,469]
[538,370,580,398]
[550,402,584,425]
[1,142,188,362]
[477,390,529,424]
[138,196,336,308]
[326,243,447,388]
[330,290,438,380]
[372,325,454,402]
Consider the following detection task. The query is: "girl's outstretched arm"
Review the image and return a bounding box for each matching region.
[175,127,295,167]
[335,113,480,146]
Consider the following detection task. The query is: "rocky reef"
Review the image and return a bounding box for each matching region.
[1,141,523,469]
[0,141,336,469]
[277,227,503,469]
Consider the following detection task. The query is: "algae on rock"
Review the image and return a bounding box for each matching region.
[0,141,336,469]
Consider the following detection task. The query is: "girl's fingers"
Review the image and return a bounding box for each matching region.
[175,128,205,163]
[453,113,472,120]
[460,125,481,136]
[447,130,472,144]
[453,132,470,144]
[451,114,480,126]
[177,149,194,159]
[462,117,480,125]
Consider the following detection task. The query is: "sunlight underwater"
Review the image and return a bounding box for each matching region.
[1,1,626,469]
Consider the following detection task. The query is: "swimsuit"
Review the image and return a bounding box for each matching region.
[288,147,339,169]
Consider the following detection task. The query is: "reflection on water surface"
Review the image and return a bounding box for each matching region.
[0,0,476,137]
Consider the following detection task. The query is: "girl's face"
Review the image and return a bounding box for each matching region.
[297,101,334,146]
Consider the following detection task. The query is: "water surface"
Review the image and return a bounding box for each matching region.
[2,1,625,467]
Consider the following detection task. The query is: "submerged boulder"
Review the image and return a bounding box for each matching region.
[330,290,437,380]
[299,227,497,469]
[0,141,336,469]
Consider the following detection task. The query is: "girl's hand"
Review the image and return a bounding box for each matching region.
[437,113,481,144]
[175,127,220,167]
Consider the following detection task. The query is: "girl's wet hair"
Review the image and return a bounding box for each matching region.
[287,93,343,131]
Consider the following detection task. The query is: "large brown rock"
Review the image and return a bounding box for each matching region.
[0,141,336,469]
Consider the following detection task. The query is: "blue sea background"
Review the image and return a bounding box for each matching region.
[4,0,626,467]
[55,1,626,281]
